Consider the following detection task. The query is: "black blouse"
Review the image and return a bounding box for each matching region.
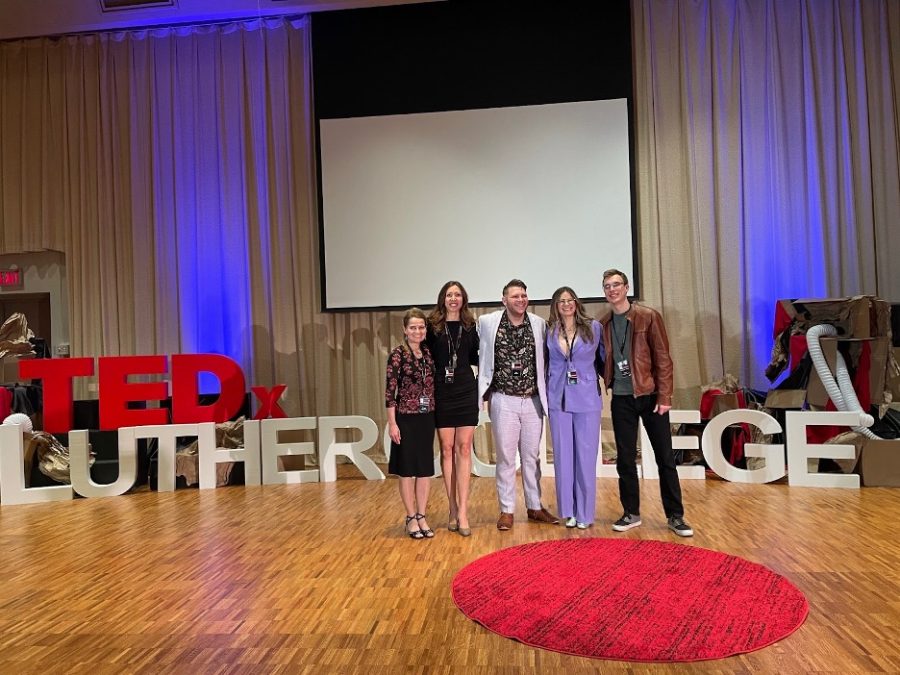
[425,321,479,380]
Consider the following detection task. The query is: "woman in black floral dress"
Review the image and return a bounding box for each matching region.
[385,308,436,539]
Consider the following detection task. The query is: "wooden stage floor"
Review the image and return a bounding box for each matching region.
[1,470,898,674]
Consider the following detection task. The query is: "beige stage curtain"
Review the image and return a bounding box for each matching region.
[1,2,898,451]
[632,0,900,398]
[0,19,389,432]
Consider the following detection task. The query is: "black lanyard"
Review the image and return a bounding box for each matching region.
[407,343,428,382]
[612,317,629,355]
[562,326,576,367]
[446,323,460,370]
[502,311,531,358]
[414,351,427,382]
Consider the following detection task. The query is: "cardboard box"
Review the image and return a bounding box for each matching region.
[806,337,889,409]
[0,354,33,384]
[711,393,742,416]
[764,388,808,409]
[871,298,891,338]
[888,347,900,403]
[792,296,890,339]
[859,439,900,487]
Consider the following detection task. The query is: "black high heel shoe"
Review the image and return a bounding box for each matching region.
[415,513,435,539]
[405,515,424,540]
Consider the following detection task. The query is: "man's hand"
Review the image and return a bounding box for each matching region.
[654,403,671,415]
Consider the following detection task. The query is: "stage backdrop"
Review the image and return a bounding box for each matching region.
[632,0,900,393]
[0,1,898,460]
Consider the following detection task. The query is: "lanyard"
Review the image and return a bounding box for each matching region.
[612,317,629,355]
[562,326,576,367]
[446,323,460,370]
[407,342,428,382]
[505,314,531,358]
[414,350,427,382]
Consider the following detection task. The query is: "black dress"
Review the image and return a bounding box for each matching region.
[384,344,436,477]
[426,321,479,428]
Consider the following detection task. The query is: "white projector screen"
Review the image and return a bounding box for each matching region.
[319,99,635,310]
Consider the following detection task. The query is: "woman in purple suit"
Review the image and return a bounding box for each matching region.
[546,286,605,529]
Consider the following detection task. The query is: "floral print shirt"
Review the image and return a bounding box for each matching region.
[385,344,436,414]
[490,311,538,397]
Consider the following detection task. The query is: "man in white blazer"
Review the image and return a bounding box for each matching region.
[478,279,559,530]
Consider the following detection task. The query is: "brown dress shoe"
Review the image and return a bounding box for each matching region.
[527,507,560,524]
[496,512,514,530]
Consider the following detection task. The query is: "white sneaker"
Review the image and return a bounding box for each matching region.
[565,516,577,528]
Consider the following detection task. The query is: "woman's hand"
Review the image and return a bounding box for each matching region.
[389,422,401,444]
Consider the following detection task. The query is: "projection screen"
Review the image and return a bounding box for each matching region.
[319,98,634,310]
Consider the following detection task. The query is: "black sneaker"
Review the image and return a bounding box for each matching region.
[667,516,694,537]
[612,513,641,531]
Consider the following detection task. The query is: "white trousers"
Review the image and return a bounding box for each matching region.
[489,392,544,513]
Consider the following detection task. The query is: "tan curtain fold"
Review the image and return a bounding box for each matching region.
[632,0,900,397]
[1,2,897,438]
[0,18,410,454]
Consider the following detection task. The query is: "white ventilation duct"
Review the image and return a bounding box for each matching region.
[806,324,880,440]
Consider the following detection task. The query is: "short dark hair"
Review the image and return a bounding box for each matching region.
[402,307,426,328]
[602,269,629,287]
[502,279,527,296]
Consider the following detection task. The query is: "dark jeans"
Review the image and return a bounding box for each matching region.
[611,393,684,519]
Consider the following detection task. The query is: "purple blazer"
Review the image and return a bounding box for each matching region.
[545,319,604,413]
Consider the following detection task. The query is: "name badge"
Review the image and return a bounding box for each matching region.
[444,367,455,384]
[617,359,632,378]
[566,369,578,385]
[418,395,431,413]
[511,361,524,374]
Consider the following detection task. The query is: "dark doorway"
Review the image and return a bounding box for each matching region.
[0,293,52,343]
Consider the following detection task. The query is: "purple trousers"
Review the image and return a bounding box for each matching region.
[549,409,601,524]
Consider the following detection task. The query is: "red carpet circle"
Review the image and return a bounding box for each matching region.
[451,538,808,662]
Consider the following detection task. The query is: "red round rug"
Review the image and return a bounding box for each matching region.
[451,538,808,662]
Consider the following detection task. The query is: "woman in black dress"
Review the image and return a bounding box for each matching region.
[386,307,436,539]
[426,281,479,536]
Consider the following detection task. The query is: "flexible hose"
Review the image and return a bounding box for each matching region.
[806,323,879,439]
[834,351,875,427]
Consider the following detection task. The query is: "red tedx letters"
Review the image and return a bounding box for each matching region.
[18,355,284,432]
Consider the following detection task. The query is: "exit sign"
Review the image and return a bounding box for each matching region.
[0,269,21,287]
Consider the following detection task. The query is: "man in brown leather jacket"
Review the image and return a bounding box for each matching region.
[599,269,693,537]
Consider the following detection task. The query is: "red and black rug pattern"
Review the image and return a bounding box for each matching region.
[451,538,808,662]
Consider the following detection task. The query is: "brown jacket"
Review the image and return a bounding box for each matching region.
[599,302,674,406]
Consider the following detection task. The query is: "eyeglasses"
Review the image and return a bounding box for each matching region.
[556,298,576,305]
[603,282,625,291]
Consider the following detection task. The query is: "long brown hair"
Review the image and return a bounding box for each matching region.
[547,286,593,342]
[427,280,476,334]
